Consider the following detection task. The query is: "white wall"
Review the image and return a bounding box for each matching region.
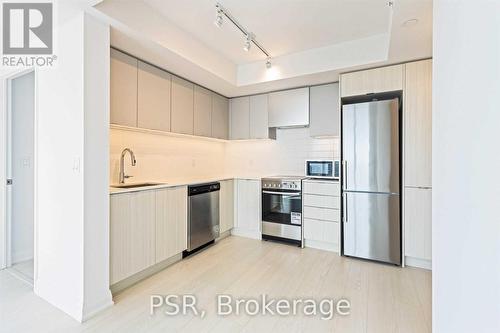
[110,127,338,181]
[35,3,85,320]
[83,13,113,320]
[433,1,500,332]
[35,2,112,322]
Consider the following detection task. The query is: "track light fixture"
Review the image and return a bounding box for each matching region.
[214,5,223,28]
[214,3,272,69]
[266,57,272,69]
[243,34,253,52]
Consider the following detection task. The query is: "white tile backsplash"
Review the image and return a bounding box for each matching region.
[225,127,339,176]
[110,127,339,182]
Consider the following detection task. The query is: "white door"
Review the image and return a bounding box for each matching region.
[7,71,35,282]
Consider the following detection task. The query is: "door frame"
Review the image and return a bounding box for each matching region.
[0,68,37,276]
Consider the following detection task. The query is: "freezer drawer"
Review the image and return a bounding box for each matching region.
[343,192,401,265]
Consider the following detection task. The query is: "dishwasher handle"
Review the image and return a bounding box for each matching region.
[188,182,220,196]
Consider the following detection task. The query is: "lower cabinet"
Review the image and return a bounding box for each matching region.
[110,186,188,286]
[233,179,261,239]
[155,187,188,263]
[219,180,235,234]
[304,218,339,247]
[303,179,341,252]
[110,190,156,285]
[404,187,432,268]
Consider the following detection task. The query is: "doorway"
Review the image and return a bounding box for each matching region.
[4,70,36,284]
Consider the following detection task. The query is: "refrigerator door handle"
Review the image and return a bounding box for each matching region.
[342,160,347,190]
[343,193,348,223]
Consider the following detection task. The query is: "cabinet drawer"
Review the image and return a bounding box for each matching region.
[304,218,339,243]
[304,194,340,209]
[304,206,340,222]
[303,181,340,196]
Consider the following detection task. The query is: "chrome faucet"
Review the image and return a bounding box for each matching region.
[119,148,136,184]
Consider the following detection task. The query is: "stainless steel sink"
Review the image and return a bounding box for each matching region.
[110,182,165,189]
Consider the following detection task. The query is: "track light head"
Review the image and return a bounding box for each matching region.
[243,34,252,52]
[266,57,272,69]
[214,5,223,28]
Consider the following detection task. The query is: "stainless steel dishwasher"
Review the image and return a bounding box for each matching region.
[185,182,220,256]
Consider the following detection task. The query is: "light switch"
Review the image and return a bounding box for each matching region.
[73,157,81,172]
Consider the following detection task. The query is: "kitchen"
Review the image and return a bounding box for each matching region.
[108,44,431,285]
[1,1,498,332]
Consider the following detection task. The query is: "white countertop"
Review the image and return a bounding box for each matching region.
[109,176,263,194]
[109,176,340,194]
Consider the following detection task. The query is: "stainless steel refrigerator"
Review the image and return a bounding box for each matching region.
[341,98,401,265]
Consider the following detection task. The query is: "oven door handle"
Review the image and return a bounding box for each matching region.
[262,190,301,196]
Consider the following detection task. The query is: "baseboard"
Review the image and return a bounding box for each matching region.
[230,228,261,240]
[12,251,33,264]
[110,253,182,295]
[82,296,114,322]
[304,239,339,253]
[216,230,231,241]
[405,256,432,270]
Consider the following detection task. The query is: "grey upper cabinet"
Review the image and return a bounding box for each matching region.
[212,94,229,140]
[249,94,275,139]
[137,61,171,132]
[309,83,340,137]
[110,49,138,127]
[193,85,212,137]
[171,76,194,135]
[268,87,309,128]
[229,97,250,140]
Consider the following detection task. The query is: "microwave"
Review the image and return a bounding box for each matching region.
[305,160,340,179]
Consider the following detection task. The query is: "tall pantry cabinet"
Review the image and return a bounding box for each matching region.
[403,59,433,269]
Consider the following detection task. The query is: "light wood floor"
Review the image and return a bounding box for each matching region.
[0,236,431,332]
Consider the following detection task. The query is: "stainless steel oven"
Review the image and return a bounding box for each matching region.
[261,177,304,247]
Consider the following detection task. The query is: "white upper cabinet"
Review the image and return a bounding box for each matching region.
[309,83,340,137]
[137,61,171,132]
[211,94,229,140]
[111,50,231,140]
[404,59,432,188]
[340,64,404,97]
[268,87,309,127]
[249,94,275,139]
[229,95,275,140]
[229,96,250,140]
[110,49,138,127]
[171,76,194,135]
[193,85,212,137]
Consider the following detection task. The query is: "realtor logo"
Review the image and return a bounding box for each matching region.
[2,2,53,54]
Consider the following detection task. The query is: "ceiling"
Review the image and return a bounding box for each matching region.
[93,0,432,97]
[143,0,391,64]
